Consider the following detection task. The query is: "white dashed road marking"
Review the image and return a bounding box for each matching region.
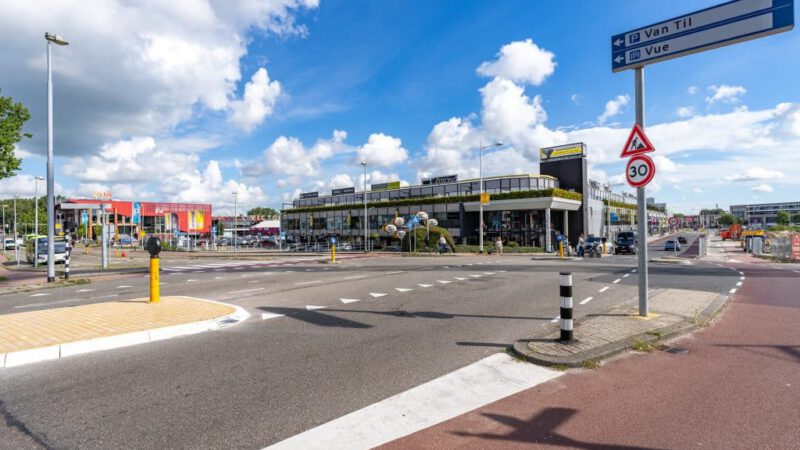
[612,279,621,284]
[736,282,742,287]
[579,296,594,305]
[344,275,368,280]
[386,271,405,275]
[305,305,326,311]
[228,288,264,294]
[75,289,94,293]
[417,284,433,288]
[729,288,737,294]
[483,272,495,275]
[599,286,609,293]
[117,285,133,289]
[369,293,388,298]
[623,274,630,278]
[261,313,285,320]
[30,293,50,297]
[295,280,322,286]
[454,277,468,281]
[631,269,637,273]
[550,316,560,323]
[340,298,360,304]
[187,279,198,282]
[469,274,481,278]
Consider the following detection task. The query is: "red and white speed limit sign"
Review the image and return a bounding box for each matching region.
[668,216,680,226]
[626,154,656,188]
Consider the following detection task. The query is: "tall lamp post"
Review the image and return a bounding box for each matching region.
[478,141,503,253]
[14,196,19,266]
[360,161,368,252]
[1,204,6,255]
[232,191,238,252]
[45,32,69,282]
[34,176,44,267]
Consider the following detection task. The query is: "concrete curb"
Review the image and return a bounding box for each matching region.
[1,298,250,369]
[511,293,730,368]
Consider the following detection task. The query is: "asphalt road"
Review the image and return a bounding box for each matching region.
[381,242,800,449]
[0,247,737,449]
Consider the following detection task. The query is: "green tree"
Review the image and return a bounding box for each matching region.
[792,212,800,225]
[775,210,790,225]
[717,213,737,227]
[247,207,278,219]
[0,95,32,180]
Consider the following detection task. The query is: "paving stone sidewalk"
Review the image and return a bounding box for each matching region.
[512,288,726,367]
[0,296,239,368]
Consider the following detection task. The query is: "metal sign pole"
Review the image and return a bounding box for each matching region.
[635,67,648,317]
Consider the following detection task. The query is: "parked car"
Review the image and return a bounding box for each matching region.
[677,235,688,244]
[4,238,16,250]
[664,240,681,251]
[336,242,353,251]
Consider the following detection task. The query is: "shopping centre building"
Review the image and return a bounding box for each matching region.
[280,143,667,251]
[56,198,212,240]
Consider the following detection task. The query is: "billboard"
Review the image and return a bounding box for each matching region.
[332,187,355,196]
[539,143,586,162]
[132,202,141,224]
[300,191,319,199]
[422,174,458,185]
[371,181,401,191]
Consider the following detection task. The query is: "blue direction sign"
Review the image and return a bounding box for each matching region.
[612,0,794,72]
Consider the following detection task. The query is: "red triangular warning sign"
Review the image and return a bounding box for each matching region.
[620,123,655,158]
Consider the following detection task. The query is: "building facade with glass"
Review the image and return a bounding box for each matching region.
[281,174,583,251]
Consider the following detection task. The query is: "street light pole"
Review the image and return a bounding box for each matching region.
[361,161,368,252]
[232,191,238,252]
[34,176,44,267]
[14,196,19,266]
[478,141,502,253]
[1,205,6,255]
[45,32,69,283]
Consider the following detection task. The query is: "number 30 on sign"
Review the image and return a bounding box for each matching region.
[626,154,656,188]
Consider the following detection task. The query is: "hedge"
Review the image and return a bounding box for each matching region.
[602,199,665,213]
[283,188,583,214]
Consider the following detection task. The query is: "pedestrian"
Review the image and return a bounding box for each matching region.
[438,235,448,254]
[578,233,586,258]
[495,236,504,255]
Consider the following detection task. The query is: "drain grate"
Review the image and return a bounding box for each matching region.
[663,346,689,355]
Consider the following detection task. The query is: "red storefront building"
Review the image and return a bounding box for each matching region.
[57,199,212,241]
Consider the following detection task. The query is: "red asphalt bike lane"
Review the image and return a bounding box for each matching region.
[381,254,800,449]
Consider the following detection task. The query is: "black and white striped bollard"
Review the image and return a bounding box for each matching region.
[559,271,573,342]
[64,240,71,280]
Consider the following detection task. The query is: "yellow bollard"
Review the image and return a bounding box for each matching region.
[149,256,160,303]
[331,244,336,264]
[603,243,607,254]
[559,241,564,258]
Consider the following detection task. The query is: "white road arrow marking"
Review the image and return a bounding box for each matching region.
[436,280,451,284]
[261,313,285,320]
[369,292,388,298]
[306,305,327,310]
[417,284,433,288]
[395,288,413,292]
[340,298,360,304]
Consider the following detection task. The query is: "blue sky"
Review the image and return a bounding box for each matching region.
[1,0,798,214]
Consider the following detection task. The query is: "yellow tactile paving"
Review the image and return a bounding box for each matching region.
[0,296,234,353]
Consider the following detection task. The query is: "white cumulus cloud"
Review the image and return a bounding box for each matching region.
[229,68,282,132]
[597,95,630,125]
[675,106,696,118]
[706,85,746,104]
[476,39,556,86]
[751,184,773,193]
[726,167,784,182]
[356,133,409,168]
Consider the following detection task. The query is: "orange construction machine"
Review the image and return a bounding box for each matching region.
[720,224,742,240]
